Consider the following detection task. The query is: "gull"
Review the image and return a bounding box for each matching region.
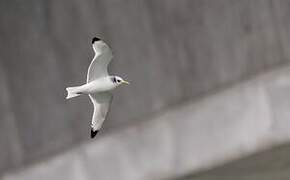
[66,37,129,138]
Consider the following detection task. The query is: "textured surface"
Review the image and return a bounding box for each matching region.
[1,0,290,175]
[175,144,290,180]
[3,65,290,180]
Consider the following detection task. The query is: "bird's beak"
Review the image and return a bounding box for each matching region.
[122,80,130,85]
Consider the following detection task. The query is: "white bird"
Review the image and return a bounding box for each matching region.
[66,37,129,138]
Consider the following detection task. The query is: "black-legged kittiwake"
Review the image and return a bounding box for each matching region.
[66,37,129,138]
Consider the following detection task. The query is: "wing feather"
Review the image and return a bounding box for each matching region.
[87,43,113,83]
[89,92,113,131]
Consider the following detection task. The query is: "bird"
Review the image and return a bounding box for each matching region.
[66,37,129,138]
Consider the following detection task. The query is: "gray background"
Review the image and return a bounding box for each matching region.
[1,0,290,179]
[175,144,290,180]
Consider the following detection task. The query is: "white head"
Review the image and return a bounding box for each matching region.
[111,76,130,86]
[92,37,110,54]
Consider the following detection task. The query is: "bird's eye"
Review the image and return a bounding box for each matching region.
[117,80,121,83]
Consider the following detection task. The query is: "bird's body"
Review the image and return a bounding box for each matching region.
[67,76,117,96]
[66,37,129,138]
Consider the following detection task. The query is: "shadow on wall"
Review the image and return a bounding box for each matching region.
[172,143,290,180]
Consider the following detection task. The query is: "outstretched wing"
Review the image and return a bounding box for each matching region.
[87,41,113,83]
[89,92,113,135]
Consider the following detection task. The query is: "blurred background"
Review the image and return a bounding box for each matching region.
[1,0,290,179]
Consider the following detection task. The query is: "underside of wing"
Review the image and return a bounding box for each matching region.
[89,92,113,136]
[87,42,113,83]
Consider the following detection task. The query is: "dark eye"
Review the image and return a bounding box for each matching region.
[117,80,121,83]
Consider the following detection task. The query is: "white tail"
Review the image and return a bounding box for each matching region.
[66,86,81,99]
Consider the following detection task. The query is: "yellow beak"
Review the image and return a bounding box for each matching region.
[122,80,130,85]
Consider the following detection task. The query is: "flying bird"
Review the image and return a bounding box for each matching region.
[66,37,129,138]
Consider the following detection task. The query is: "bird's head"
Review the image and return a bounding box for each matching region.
[92,37,109,53]
[111,76,130,86]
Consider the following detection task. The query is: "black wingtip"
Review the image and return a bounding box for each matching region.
[91,129,99,138]
[92,37,101,44]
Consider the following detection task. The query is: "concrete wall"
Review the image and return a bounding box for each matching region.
[1,0,290,176]
[3,63,290,180]
[176,144,290,180]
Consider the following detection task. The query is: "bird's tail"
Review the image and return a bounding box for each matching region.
[66,86,82,99]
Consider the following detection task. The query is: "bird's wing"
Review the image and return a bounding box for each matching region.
[89,92,113,132]
[86,44,113,83]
